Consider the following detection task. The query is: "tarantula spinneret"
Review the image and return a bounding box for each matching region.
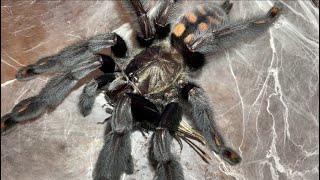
[1,1,282,179]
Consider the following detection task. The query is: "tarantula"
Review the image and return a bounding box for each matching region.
[1,1,282,179]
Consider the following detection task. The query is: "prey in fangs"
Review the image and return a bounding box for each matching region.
[1,1,282,179]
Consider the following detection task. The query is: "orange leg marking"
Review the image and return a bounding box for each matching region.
[271,7,280,16]
[21,69,27,76]
[228,152,238,160]
[18,101,32,113]
[1,122,7,129]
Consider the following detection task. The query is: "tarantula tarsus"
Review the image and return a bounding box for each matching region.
[1,0,282,179]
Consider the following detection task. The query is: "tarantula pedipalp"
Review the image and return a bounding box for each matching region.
[1,1,282,180]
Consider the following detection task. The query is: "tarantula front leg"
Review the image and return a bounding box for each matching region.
[1,33,128,135]
[16,33,126,81]
[150,102,184,180]
[93,95,134,180]
[221,0,233,15]
[1,61,101,133]
[181,82,241,165]
[154,0,177,39]
[124,0,155,46]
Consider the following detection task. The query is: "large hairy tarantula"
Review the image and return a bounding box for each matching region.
[1,1,282,179]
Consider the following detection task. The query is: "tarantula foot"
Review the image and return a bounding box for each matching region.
[219,147,242,165]
[16,65,39,81]
[1,113,18,135]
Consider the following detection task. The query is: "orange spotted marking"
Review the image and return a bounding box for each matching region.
[18,102,31,113]
[197,6,207,15]
[184,34,193,44]
[186,12,198,23]
[207,16,221,25]
[173,23,186,37]
[198,22,209,31]
[1,122,6,129]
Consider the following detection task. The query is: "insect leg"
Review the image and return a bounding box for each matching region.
[93,96,133,180]
[181,82,241,165]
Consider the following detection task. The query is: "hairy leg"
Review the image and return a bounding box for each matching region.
[154,0,177,39]
[93,95,134,180]
[2,61,100,126]
[78,73,116,117]
[221,0,233,15]
[16,33,126,81]
[187,2,282,54]
[123,0,155,46]
[181,82,241,165]
[149,102,184,180]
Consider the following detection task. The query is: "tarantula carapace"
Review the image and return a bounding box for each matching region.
[1,1,282,179]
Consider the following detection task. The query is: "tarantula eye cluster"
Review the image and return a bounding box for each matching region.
[1,0,282,179]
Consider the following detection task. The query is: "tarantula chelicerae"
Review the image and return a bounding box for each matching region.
[1,0,282,179]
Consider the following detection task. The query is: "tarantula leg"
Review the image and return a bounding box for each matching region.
[124,0,155,46]
[1,61,101,128]
[16,33,126,81]
[181,82,241,165]
[94,96,133,180]
[149,102,184,180]
[150,128,184,180]
[78,73,116,117]
[88,33,127,58]
[221,0,233,14]
[1,113,18,135]
[188,2,282,55]
[154,0,176,39]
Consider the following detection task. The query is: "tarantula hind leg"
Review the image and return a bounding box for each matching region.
[16,33,126,81]
[181,82,241,165]
[189,2,282,55]
[93,96,134,180]
[149,102,184,180]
